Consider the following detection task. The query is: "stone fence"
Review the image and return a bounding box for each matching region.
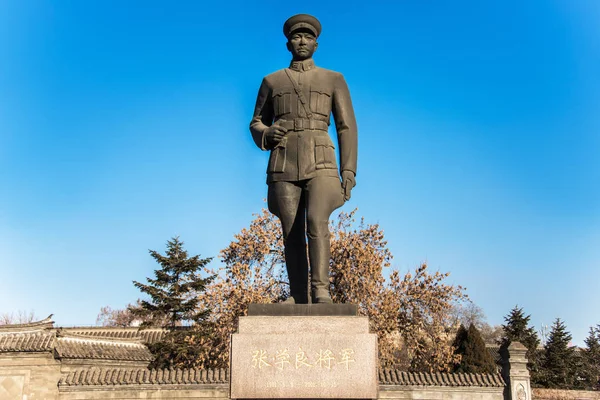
[54,367,505,400]
[0,355,511,400]
[0,319,535,400]
[533,389,600,400]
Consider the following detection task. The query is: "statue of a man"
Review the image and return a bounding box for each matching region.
[250,14,357,304]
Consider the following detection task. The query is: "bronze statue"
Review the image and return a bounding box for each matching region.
[250,14,357,304]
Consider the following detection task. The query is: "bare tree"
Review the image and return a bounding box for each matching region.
[449,302,503,345]
[0,310,37,325]
[199,208,467,371]
[96,301,150,327]
[479,324,504,345]
[450,302,487,330]
[539,323,551,346]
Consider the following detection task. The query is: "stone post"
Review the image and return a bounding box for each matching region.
[501,341,532,400]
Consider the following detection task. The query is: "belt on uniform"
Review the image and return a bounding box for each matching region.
[278,118,329,132]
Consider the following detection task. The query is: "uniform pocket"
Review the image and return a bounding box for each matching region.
[310,89,332,117]
[268,140,287,173]
[272,91,292,118]
[314,136,337,170]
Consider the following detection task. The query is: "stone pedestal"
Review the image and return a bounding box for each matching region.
[230,304,378,399]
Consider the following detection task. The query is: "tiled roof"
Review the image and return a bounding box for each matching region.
[0,330,153,361]
[55,336,153,361]
[0,332,55,352]
[61,331,142,344]
[378,369,505,387]
[59,367,503,388]
[61,327,167,344]
[0,316,55,333]
[59,367,229,386]
[486,345,502,363]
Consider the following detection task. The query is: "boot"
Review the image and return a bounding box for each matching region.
[308,232,332,304]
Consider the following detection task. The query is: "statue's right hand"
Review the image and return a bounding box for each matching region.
[264,124,288,147]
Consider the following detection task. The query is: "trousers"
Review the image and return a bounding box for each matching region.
[267,176,345,303]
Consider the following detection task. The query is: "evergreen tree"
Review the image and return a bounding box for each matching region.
[580,325,600,390]
[453,323,497,374]
[454,324,468,352]
[130,237,216,368]
[131,237,214,328]
[538,318,577,389]
[500,306,541,382]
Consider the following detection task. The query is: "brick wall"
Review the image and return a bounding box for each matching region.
[380,385,504,399]
[533,388,600,400]
[0,353,508,400]
[0,352,61,400]
[59,384,229,400]
[56,383,506,400]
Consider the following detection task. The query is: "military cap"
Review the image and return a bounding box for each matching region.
[283,14,321,39]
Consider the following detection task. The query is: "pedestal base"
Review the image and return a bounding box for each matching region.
[230,304,378,399]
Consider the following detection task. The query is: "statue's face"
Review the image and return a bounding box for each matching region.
[287,30,318,60]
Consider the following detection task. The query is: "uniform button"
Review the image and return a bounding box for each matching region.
[298,134,303,138]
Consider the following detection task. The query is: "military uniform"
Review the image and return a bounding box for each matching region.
[251,58,357,182]
[250,15,357,303]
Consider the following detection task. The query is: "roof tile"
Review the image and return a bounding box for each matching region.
[0,317,54,332]
[56,337,152,361]
[378,369,505,388]
[0,332,55,352]
[59,366,505,388]
[61,327,168,344]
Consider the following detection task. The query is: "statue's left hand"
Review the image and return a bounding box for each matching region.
[341,171,356,202]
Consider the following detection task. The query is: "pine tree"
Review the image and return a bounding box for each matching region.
[539,318,577,389]
[453,324,469,354]
[500,306,541,382]
[131,237,214,328]
[130,237,216,368]
[453,323,497,374]
[580,325,600,390]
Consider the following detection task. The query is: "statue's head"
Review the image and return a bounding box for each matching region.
[283,14,321,61]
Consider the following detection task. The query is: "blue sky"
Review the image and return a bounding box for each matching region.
[1,1,598,345]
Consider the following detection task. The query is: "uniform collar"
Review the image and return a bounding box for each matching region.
[289,58,316,72]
